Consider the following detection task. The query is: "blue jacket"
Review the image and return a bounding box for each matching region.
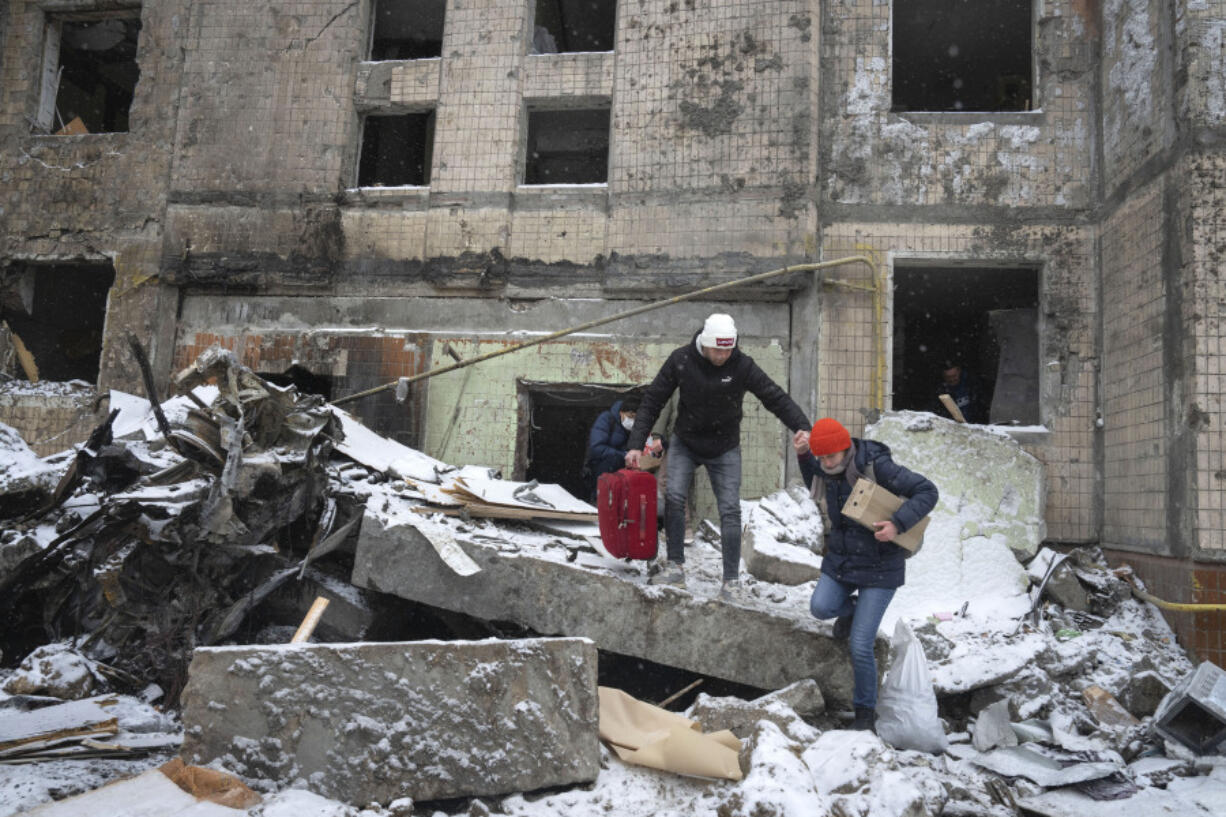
[585,400,632,485]
[797,439,938,589]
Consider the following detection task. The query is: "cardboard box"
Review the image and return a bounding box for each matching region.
[638,451,665,473]
[841,479,929,552]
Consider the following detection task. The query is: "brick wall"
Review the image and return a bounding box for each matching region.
[0,384,98,456]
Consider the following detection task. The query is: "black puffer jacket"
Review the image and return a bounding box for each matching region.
[798,438,938,589]
[628,333,810,459]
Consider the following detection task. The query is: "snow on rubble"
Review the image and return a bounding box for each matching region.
[0,353,1222,817]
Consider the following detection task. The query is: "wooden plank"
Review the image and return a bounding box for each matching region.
[413,501,597,523]
[290,596,330,643]
[939,393,967,423]
[0,696,120,756]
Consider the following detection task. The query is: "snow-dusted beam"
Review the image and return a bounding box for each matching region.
[352,507,865,704]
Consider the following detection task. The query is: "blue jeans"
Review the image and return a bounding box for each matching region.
[663,434,742,581]
[810,574,895,710]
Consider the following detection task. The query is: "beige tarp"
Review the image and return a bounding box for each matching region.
[598,686,743,781]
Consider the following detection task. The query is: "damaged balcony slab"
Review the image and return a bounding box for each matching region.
[351,505,861,704]
[179,637,599,805]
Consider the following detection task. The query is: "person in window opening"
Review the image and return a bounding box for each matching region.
[624,313,811,600]
[792,418,938,732]
[583,394,641,502]
[938,362,985,424]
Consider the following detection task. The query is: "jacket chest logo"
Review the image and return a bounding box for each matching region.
[720,376,732,384]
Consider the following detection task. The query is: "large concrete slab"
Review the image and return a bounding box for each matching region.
[866,411,1045,561]
[864,412,1040,628]
[179,638,599,804]
[351,504,861,705]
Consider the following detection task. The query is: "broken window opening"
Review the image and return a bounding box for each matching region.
[892,0,1033,113]
[891,266,1039,425]
[523,107,610,185]
[516,382,637,502]
[531,0,616,54]
[369,0,446,60]
[357,111,435,187]
[261,365,334,400]
[37,11,142,134]
[0,262,114,384]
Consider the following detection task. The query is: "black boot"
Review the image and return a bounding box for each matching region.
[851,706,876,731]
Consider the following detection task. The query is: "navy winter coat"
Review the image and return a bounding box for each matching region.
[628,334,810,459]
[585,400,632,487]
[797,438,938,589]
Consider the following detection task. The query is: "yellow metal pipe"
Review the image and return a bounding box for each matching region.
[1128,581,1226,612]
[331,256,878,406]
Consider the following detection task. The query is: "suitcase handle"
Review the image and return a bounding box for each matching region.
[639,494,647,537]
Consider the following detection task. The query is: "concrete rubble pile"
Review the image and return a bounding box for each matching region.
[1,353,1224,815]
[0,346,352,701]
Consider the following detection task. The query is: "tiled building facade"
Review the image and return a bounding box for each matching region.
[1,0,1224,661]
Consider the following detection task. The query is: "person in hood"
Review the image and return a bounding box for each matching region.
[793,417,938,732]
[625,314,810,597]
[583,394,641,501]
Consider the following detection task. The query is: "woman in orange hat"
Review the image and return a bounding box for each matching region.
[792,418,938,732]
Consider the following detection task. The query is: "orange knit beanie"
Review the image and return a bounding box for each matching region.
[809,418,851,456]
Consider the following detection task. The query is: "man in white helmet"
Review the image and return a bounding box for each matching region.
[624,313,810,597]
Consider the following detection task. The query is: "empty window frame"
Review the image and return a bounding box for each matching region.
[358,111,436,187]
[892,0,1033,113]
[36,11,142,134]
[891,266,1039,425]
[369,0,446,60]
[523,108,610,185]
[0,262,114,383]
[531,0,616,54]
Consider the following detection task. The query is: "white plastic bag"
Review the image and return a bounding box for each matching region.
[874,620,948,753]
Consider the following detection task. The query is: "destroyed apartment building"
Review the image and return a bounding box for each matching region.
[3,0,1223,659]
[1,0,1226,812]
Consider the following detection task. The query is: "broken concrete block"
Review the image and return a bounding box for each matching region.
[0,421,59,517]
[3,643,99,700]
[352,505,864,705]
[686,679,826,739]
[1118,670,1172,719]
[866,411,1044,561]
[0,533,41,579]
[1082,684,1139,729]
[179,637,599,804]
[864,412,1037,625]
[972,699,1019,751]
[741,488,823,585]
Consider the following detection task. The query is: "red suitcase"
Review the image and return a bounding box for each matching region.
[597,469,658,560]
